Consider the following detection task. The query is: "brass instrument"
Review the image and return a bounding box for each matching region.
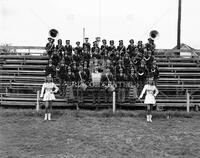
[149,30,159,39]
[49,29,59,38]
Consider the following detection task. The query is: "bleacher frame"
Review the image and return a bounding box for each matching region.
[1,46,200,109]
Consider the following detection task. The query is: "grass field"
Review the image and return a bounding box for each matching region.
[0,109,200,158]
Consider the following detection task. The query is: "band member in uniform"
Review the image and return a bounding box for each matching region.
[144,49,154,74]
[72,49,81,65]
[92,47,101,60]
[83,37,91,52]
[133,48,143,69]
[58,59,67,96]
[82,46,91,64]
[56,39,65,60]
[64,51,72,66]
[45,59,56,79]
[113,51,121,67]
[137,62,148,93]
[45,37,55,58]
[91,41,100,56]
[145,38,155,55]
[150,62,159,85]
[127,39,136,58]
[71,61,79,82]
[83,61,91,85]
[71,62,80,108]
[100,39,109,59]
[128,67,138,102]
[40,74,59,121]
[139,77,159,122]
[65,66,75,102]
[117,40,126,57]
[137,40,144,55]
[123,52,131,72]
[64,40,73,56]
[52,48,61,67]
[116,64,126,103]
[74,41,83,57]
[77,66,88,107]
[105,59,115,76]
[108,40,116,61]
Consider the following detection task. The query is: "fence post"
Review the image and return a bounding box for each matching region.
[186,89,190,113]
[36,90,40,112]
[113,89,116,114]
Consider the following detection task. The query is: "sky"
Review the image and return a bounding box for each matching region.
[0,0,200,49]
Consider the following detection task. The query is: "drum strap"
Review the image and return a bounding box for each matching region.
[120,46,125,53]
[79,72,83,82]
[106,74,111,84]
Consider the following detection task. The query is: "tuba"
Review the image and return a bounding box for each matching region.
[49,29,59,38]
[149,30,159,39]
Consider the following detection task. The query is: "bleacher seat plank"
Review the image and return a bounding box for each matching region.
[0,101,36,106]
[24,60,48,64]
[0,55,48,60]
[160,67,200,72]
[1,64,46,69]
[0,75,45,79]
[157,62,197,67]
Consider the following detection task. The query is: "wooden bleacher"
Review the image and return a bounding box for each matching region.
[0,46,200,109]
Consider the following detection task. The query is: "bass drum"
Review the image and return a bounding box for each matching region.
[91,72,102,87]
[80,82,87,91]
[106,84,115,92]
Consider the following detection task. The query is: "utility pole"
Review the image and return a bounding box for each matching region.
[98,0,102,38]
[177,0,182,49]
[83,28,85,43]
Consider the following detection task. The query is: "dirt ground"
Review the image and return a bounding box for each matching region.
[0,109,200,158]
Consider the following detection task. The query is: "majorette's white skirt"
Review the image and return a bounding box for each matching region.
[43,92,56,101]
[144,94,156,104]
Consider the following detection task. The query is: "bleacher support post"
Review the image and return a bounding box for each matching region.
[36,90,40,112]
[186,89,190,113]
[113,90,116,114]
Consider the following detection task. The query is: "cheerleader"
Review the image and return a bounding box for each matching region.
[40,74,59,121]
[139,78,159,122]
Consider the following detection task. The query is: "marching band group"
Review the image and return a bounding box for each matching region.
[41,37,159,122]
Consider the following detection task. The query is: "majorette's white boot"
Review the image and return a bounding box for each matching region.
[44,113,47,120]
[48,113,51,120]
[146,115,150,122]
[149,115,152,122]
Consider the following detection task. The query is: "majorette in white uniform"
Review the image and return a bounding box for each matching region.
[40,82,59,101]
[139,84,159,104]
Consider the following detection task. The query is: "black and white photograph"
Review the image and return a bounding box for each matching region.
[0,0,200,157]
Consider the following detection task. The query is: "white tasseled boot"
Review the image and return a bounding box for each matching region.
[146,115,149,122]
[149,115,152,122]
[48,113,51,121]
[44,113,47,120]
